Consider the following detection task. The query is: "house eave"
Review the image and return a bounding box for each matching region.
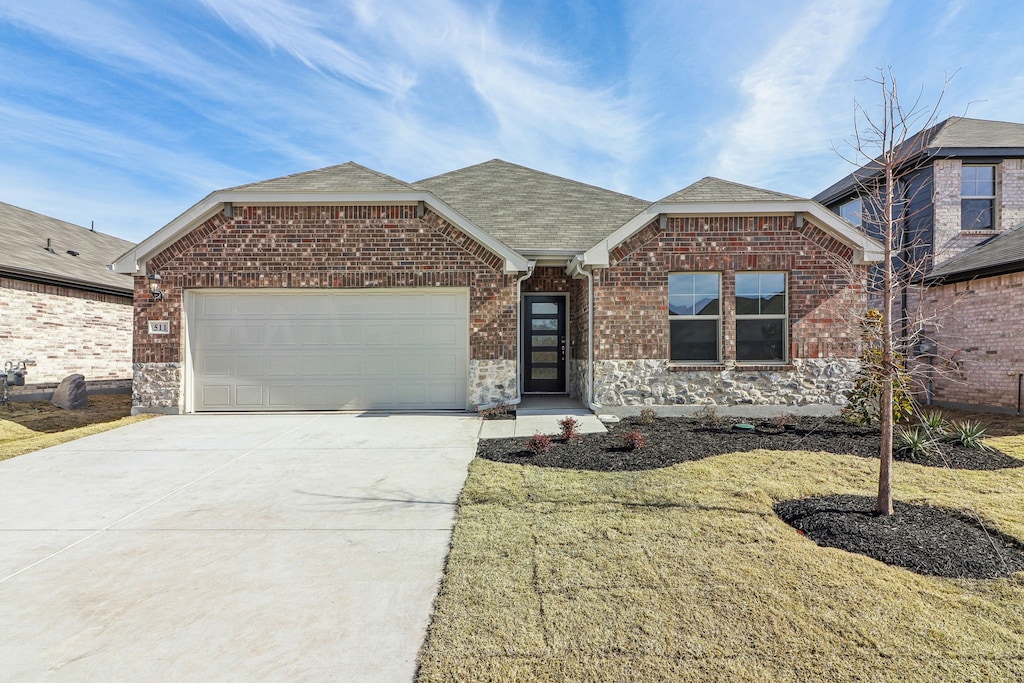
[583,200,883,267]
[112,190,529,276]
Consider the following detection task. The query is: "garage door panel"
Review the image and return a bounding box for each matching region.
[268,324,296,345]
[236,326,265,346]
[236,296,265,315]
[201,385,232,407]
[236,385,265,406]
[203,325,234,346]
[190,289,468,411]
[267,355,297,376]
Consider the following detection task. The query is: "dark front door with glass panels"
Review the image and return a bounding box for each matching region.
[524,295,566,393]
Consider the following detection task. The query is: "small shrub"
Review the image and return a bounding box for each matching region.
[526,433,553,454]
[895,426,935,457]
[620,429,646,450]
[479,399,512,420]
[639,408,658,425]
[918,410,949,436]
[695,405,728,428]
[558,416,582,443]
[841,309,915,426]
[951,420,992,451]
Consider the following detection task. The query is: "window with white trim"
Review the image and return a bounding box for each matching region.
[735,272,787,362]
[668,273,720,362]
[838,197,862,226]
[961,165,995,230]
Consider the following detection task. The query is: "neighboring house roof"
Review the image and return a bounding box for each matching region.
[815,117,1024,206]
[925,221,1024,283]
[583,177,883,267]
[413,159,651,252]
[0,201,134,295]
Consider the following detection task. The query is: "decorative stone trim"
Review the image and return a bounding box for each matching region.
[593,358,859,407]
[469,359,517,408]
[132,362,182,415]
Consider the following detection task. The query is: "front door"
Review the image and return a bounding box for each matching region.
[524,295,567,393]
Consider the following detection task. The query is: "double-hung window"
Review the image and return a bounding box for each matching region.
[668,273,720,362]
[961,165,995,231]
[735,272,787,362]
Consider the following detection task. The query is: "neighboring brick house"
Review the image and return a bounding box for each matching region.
[815,117,1024,413]
[113,161,880,415]
[919,224,1024,414]
[0,201,135,396]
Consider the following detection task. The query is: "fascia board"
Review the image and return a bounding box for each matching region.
[112,189,529,275]
[582,200,883,269]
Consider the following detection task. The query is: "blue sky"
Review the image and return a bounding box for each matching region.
[2,0,1023,243]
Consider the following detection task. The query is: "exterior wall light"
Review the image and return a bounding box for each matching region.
[148,273,164,300]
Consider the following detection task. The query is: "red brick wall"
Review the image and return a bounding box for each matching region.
[920,271,1024,411]
[595,215,866,362]
[134,205,517,364]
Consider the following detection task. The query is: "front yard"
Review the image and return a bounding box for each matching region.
[0,394,151,461]
[418,422,1024,681]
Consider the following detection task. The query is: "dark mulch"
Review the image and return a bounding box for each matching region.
[478,416,1023,472]
[774,494,1024,579]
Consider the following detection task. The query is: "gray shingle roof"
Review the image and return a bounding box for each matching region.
[658,177,799,203]
[815,117,1024,205]
[227,162,414,193]
[927,222,1024,282]
[0,201,135,294]
[413,160,651,251]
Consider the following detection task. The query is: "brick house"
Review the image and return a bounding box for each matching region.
[113,161,880,415]
[815,117,1024,413]
[919,224,1024,413]
[0,201,134,396]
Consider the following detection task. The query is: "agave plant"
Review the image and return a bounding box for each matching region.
[951,420,992,451]
[895,425,936,457]
[918,410,949,436]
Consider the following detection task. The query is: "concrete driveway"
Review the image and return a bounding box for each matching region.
[0,413,481,681]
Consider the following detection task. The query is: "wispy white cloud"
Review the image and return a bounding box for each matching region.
[711,0,890,189]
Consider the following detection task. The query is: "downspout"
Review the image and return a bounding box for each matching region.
[477,261,535,411]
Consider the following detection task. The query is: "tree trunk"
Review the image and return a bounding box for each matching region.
[877,379,895,515]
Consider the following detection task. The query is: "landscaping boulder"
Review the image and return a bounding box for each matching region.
[51,374,88,410]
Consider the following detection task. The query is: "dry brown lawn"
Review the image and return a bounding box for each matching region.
[0,394,152,461]
[418,433,1024,682]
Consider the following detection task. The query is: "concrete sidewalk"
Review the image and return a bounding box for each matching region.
[0,413,480,681]
[478,410,608,439]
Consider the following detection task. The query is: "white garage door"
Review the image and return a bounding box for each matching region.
[187,289,469,411]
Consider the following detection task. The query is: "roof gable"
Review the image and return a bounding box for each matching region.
[0,201,134,294]
[414,159,650,252]
[226,162,414,193]
[659,177,799,203]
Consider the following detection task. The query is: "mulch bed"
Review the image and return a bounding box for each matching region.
[478,416,1023,472]
[774,494,1024,579]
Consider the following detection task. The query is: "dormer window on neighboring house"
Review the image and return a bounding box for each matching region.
[961,165,996,231]
[839,198,862,226]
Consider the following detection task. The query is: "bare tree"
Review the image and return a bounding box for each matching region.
[836,67,955,516]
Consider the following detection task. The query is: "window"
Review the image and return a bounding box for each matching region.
[961,165,995,230]
[735,272,787,362]
[668,273,720,362]
[838,198,862,226]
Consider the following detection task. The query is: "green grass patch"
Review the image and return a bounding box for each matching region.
[418,443,1024,682]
